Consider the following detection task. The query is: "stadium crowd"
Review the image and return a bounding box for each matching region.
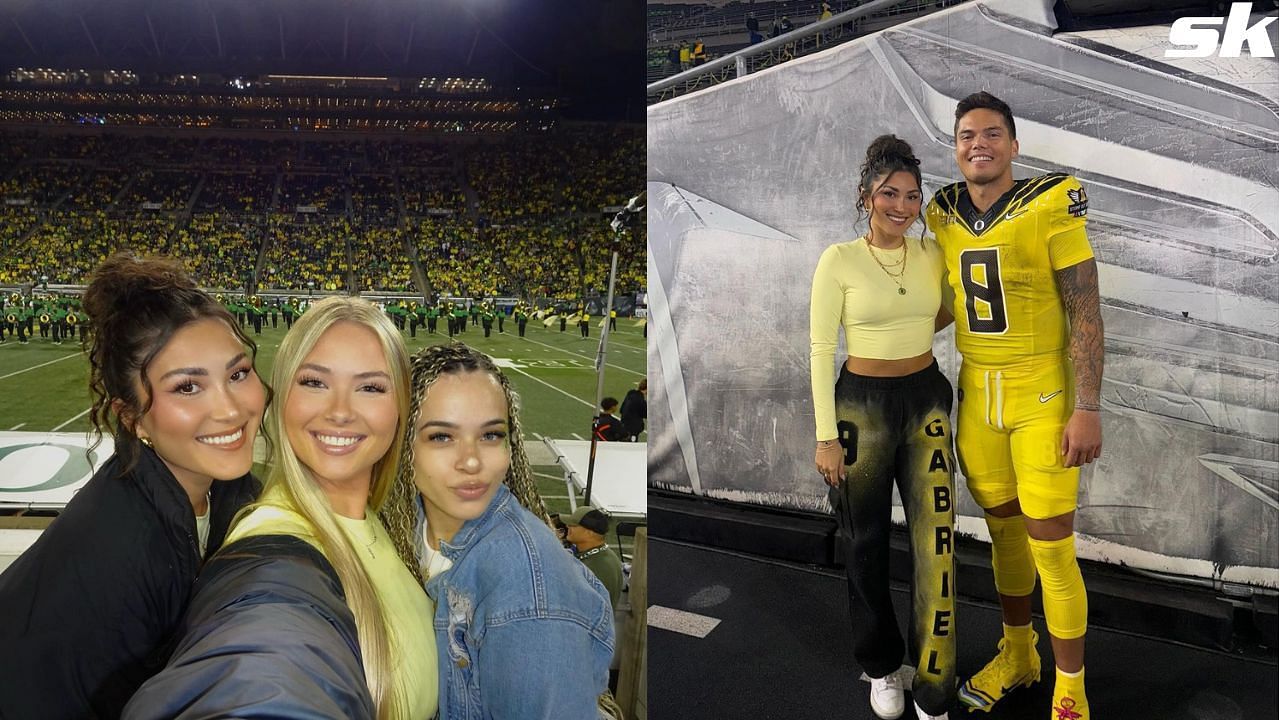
[0,129,644,300]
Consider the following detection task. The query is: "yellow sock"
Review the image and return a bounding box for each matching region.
[1052,666,1088,719]
[1027,534,1089,639]
[986,513,1037,596]
[1003,623,1035,663]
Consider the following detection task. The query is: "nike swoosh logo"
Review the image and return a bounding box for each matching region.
[1039,391,1062,403]
[1005,209,1028,221]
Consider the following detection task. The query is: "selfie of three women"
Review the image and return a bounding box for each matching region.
[0,254,639,719]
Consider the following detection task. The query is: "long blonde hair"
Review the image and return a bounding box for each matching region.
[251,295,411,719]
[382,342,549,584]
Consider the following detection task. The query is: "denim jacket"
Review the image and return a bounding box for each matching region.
[418,485,614,719]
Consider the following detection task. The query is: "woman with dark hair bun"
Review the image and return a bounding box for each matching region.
[0,252,267,719]
[810,135,956,720]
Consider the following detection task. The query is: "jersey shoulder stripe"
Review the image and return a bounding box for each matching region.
[930,174,1073,238]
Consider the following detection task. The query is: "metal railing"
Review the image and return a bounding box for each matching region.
[650,0,962,41]
[648,0,967,105]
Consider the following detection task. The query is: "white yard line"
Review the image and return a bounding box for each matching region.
[7,423,26,430]
[517,336,644,377]
[0,352,80,380]
[51,406,92,432]
[505,366,595,409]
[608,339,646,353]
[571,432,585,440]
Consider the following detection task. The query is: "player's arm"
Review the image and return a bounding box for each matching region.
[1054,257,1103,466]
[926,206,954,333]
[934,305,954,332]
[934,271,955,332]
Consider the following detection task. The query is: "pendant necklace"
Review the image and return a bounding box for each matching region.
[363,522,377,559]
[867,236,909,295]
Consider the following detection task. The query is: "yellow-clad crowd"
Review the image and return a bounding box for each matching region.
[0,129,644,297]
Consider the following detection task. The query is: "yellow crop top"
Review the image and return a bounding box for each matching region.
[809,236,945,440]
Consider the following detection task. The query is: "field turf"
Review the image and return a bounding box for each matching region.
[0,314,647,554]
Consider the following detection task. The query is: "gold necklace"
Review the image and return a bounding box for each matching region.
[866,238,909,295]
[362,521,377,559]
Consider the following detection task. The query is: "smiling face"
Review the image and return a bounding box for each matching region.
[132,317,265,492]
[954,107,1018,187]
[283,321,399,503]
[864,169,922,245]
[411,370,511,547]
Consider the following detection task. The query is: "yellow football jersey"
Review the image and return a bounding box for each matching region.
[926,173,1093,366]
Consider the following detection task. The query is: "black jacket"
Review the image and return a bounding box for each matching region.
[0,447,258,720]
[593,412,629,442]
[123,535,374,720]
[620,389,647,438]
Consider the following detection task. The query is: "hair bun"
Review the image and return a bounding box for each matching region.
[82,253,195,326]
[856,134,923,214]
[865,134,917,167]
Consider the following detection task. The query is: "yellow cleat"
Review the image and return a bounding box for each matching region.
[957,633,1041,712]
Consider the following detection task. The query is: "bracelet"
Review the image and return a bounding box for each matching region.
[1075,402,1100,412]
[817,440,838,449]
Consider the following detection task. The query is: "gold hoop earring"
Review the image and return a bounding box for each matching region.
[139,436,153,448]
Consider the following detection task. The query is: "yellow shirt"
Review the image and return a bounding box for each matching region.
[230,493,439,720]
[809,236,944,440]
[926,173,1093,367]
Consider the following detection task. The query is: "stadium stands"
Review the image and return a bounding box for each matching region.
[0,128,643,300]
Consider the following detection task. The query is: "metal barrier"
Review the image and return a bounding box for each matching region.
[647,0,968,104]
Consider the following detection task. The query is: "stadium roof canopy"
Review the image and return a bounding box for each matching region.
[0,0,643,120]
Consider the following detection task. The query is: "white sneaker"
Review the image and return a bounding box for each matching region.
[869,673,905,719]
[914,702,947,719]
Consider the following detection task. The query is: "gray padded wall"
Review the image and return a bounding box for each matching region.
[647,2,1278,587]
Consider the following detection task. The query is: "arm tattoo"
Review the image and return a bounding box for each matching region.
[1055,259,1104,406]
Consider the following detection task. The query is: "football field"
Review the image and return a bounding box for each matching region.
[0,315,647,551]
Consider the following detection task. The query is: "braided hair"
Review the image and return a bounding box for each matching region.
[855,134,925,246]
[381,342,550,584]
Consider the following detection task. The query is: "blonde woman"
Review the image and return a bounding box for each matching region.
[382,342,613,719]
[125,296,436,720]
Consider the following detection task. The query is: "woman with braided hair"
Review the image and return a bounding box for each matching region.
[380,342,614,720]
[126,296,437,720]
[810,135,956,720]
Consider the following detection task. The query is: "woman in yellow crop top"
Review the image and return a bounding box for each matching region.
[809,135,956,720]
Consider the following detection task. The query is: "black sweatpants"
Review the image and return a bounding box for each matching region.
[828,361,956,716]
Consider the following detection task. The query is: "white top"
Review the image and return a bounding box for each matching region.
[420,520,455,579]
[194,493,211,556]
